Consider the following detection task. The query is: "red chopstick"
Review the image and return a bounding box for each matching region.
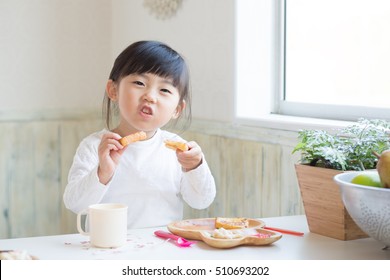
[263,226,304,236]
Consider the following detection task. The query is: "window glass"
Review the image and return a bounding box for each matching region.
[281,0,390,120]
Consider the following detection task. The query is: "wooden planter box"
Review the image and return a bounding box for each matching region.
[295,164,368,240]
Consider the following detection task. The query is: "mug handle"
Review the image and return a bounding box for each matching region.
[77,209,89,236]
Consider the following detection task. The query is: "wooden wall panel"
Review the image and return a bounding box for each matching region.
[180,130,304,221]
[0,122,61,237]
[0,118,103,238]
[31,122,62,236]
[59,119,104,234]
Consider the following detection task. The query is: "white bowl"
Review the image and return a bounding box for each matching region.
[334,171,390,247]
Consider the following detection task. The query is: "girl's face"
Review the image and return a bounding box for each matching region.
[106,73,185,137]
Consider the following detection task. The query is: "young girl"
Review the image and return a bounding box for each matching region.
[63,41,216,229]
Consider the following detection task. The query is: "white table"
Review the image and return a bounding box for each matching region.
[1,215,389,260]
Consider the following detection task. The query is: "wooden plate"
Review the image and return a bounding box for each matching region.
[167,218,265,240]
[199,228,282,249]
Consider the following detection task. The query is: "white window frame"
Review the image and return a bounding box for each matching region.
[235,0,390,131]
[278,0,390,122]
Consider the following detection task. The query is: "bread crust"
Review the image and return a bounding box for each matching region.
[164,140,189,152]
[119,131,147,146]
[215,217,249,230]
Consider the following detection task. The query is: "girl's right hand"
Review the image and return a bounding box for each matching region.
[97,132,126,185]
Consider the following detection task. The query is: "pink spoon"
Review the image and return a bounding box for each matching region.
[154,230,195,247]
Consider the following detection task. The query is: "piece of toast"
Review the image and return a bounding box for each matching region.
[0,250,37,260]
[119,131,147,146]
[164,140,189,152]
[215,217,249,230]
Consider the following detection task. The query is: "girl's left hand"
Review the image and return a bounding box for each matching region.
[176,141,203,171]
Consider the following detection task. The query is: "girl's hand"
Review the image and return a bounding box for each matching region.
[97,132,126,185]
[176,141,203,171]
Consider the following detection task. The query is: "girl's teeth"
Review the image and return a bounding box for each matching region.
[142,108,152,114]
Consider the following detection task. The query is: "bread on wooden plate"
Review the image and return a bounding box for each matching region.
[164,140,189,152]
[211,228,244,239]
[0,250,37,260]
[119,131,147,146]
[215,217,249,230]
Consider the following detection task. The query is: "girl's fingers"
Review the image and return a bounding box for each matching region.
[177,141,201,157]
[185,141,197,150]
[100,133,124,151]
[102,132,122,140]
[97,133,126,184]
[176,141,203,171]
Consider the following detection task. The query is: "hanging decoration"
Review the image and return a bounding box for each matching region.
[143,0,183,20]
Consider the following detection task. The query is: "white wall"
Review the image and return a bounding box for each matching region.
[0,0,112,113]
[111,0,236,122]
[0,0,236,122]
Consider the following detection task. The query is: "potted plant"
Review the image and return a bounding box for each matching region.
[293,118,390,240]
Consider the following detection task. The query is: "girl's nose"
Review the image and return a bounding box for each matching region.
[143,89,157,103]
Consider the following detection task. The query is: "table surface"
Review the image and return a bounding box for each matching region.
[1,215,389,260]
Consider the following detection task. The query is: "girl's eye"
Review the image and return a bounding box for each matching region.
[134,81,144,86]
[161,88,172,94]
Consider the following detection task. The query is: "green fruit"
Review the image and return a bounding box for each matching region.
[351,173,383,188]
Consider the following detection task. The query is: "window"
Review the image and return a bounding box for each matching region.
[235,0,390,124]
[279,0,390,121]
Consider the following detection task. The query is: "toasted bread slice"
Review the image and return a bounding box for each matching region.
[215,217,249,230]
[119,131,147,146]
[164,140,189,152]
[0,250,37,260]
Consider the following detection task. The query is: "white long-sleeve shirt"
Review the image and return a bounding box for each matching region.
[63,128,216,229]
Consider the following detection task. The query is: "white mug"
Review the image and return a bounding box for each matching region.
[77,203,128,248]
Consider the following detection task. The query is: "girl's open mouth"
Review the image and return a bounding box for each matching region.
[141,105,153,116]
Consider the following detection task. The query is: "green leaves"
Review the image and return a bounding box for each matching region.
[293,118,390,171]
